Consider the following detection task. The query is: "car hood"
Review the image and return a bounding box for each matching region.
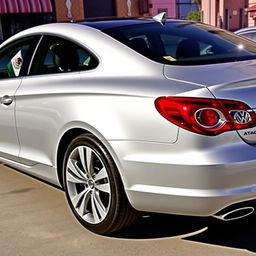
[164,59,256,144]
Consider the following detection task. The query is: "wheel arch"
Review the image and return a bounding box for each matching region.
[56,126,126,191]
[57,128,87,187]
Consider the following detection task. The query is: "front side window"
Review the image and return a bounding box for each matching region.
[30,36,98,75]
[104,21,256,65]
[0,37,36,79]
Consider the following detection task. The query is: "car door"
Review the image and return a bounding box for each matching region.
[15,35,98,167]
[0,37,39,161]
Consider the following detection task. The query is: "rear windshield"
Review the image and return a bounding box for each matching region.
[103,21,256,65]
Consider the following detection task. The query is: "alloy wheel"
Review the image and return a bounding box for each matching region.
[66,145,111,224]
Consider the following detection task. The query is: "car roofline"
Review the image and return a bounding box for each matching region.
[235,26,256,34]
[78,18,194,31]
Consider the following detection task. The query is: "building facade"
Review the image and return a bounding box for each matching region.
[247,0,256,26]
[0,0,202,42]
[201,0,248,31]
[148,0,176,18]
[56,0,196,22]
[55,0,84,22]
[0,0,55,42]
[55,0,149,22]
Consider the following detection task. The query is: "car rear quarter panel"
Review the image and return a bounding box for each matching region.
[15,73,178,168]
[16,73,212,164]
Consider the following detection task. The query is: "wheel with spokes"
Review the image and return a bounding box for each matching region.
[63,133,139,234]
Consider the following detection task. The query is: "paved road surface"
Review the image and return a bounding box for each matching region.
[0,165,255,256]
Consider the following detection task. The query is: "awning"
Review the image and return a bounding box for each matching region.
[245,5,256,18]
[245,5,256,17]
[246,5,256,12]
[0,0,53,14]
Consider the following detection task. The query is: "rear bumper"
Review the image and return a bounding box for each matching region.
[109,132,256,216]
[126,183,256,216]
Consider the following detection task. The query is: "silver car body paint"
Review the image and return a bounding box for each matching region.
[1,23,256,217]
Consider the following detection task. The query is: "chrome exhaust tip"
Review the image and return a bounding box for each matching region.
[213,206,254,221]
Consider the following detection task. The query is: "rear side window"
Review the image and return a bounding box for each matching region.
[104,21,256,65]
[30,36,98,75]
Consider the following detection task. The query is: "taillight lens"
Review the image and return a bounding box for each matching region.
[155,97,256,136]
[196,108,222,127]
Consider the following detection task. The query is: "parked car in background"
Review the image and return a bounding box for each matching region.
[235,26,256,41]
[1,15,256,234]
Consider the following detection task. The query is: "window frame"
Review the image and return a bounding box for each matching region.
[0,36,40,80]
[28,35,99,76]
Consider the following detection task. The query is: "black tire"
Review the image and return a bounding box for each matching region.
[62,133,139,234]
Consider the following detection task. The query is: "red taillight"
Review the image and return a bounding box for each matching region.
[155,97,256,136]
[196,108,220,127]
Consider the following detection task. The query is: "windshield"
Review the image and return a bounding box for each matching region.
[103,21,256,65]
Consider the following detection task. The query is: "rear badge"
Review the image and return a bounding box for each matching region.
[230,110,252,124]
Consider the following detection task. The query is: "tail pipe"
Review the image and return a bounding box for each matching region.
[213,203,255,221]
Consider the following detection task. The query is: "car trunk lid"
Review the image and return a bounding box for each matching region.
[164,60,256,144]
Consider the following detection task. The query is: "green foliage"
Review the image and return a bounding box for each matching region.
[186,11,201,22]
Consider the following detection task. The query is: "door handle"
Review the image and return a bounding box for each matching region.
[1,95,13,106]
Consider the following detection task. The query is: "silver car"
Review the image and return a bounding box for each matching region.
[1,16,256,234]
[235,26,256,42]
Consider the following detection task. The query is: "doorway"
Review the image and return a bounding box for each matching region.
[84,0,116,18]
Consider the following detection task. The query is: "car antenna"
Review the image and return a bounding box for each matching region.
[152,12,166,25]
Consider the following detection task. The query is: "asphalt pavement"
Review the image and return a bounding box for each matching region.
[0,164,255,256]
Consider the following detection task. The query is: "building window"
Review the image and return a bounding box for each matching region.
[239,8,245,29]
[224,8,230,30]
[176,0,198,19]
[139,0,149,14]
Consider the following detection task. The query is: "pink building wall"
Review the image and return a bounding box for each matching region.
[202,0,247,31]
[201,0,218,26]
[149,0,176,18]
[223,0,247,30]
